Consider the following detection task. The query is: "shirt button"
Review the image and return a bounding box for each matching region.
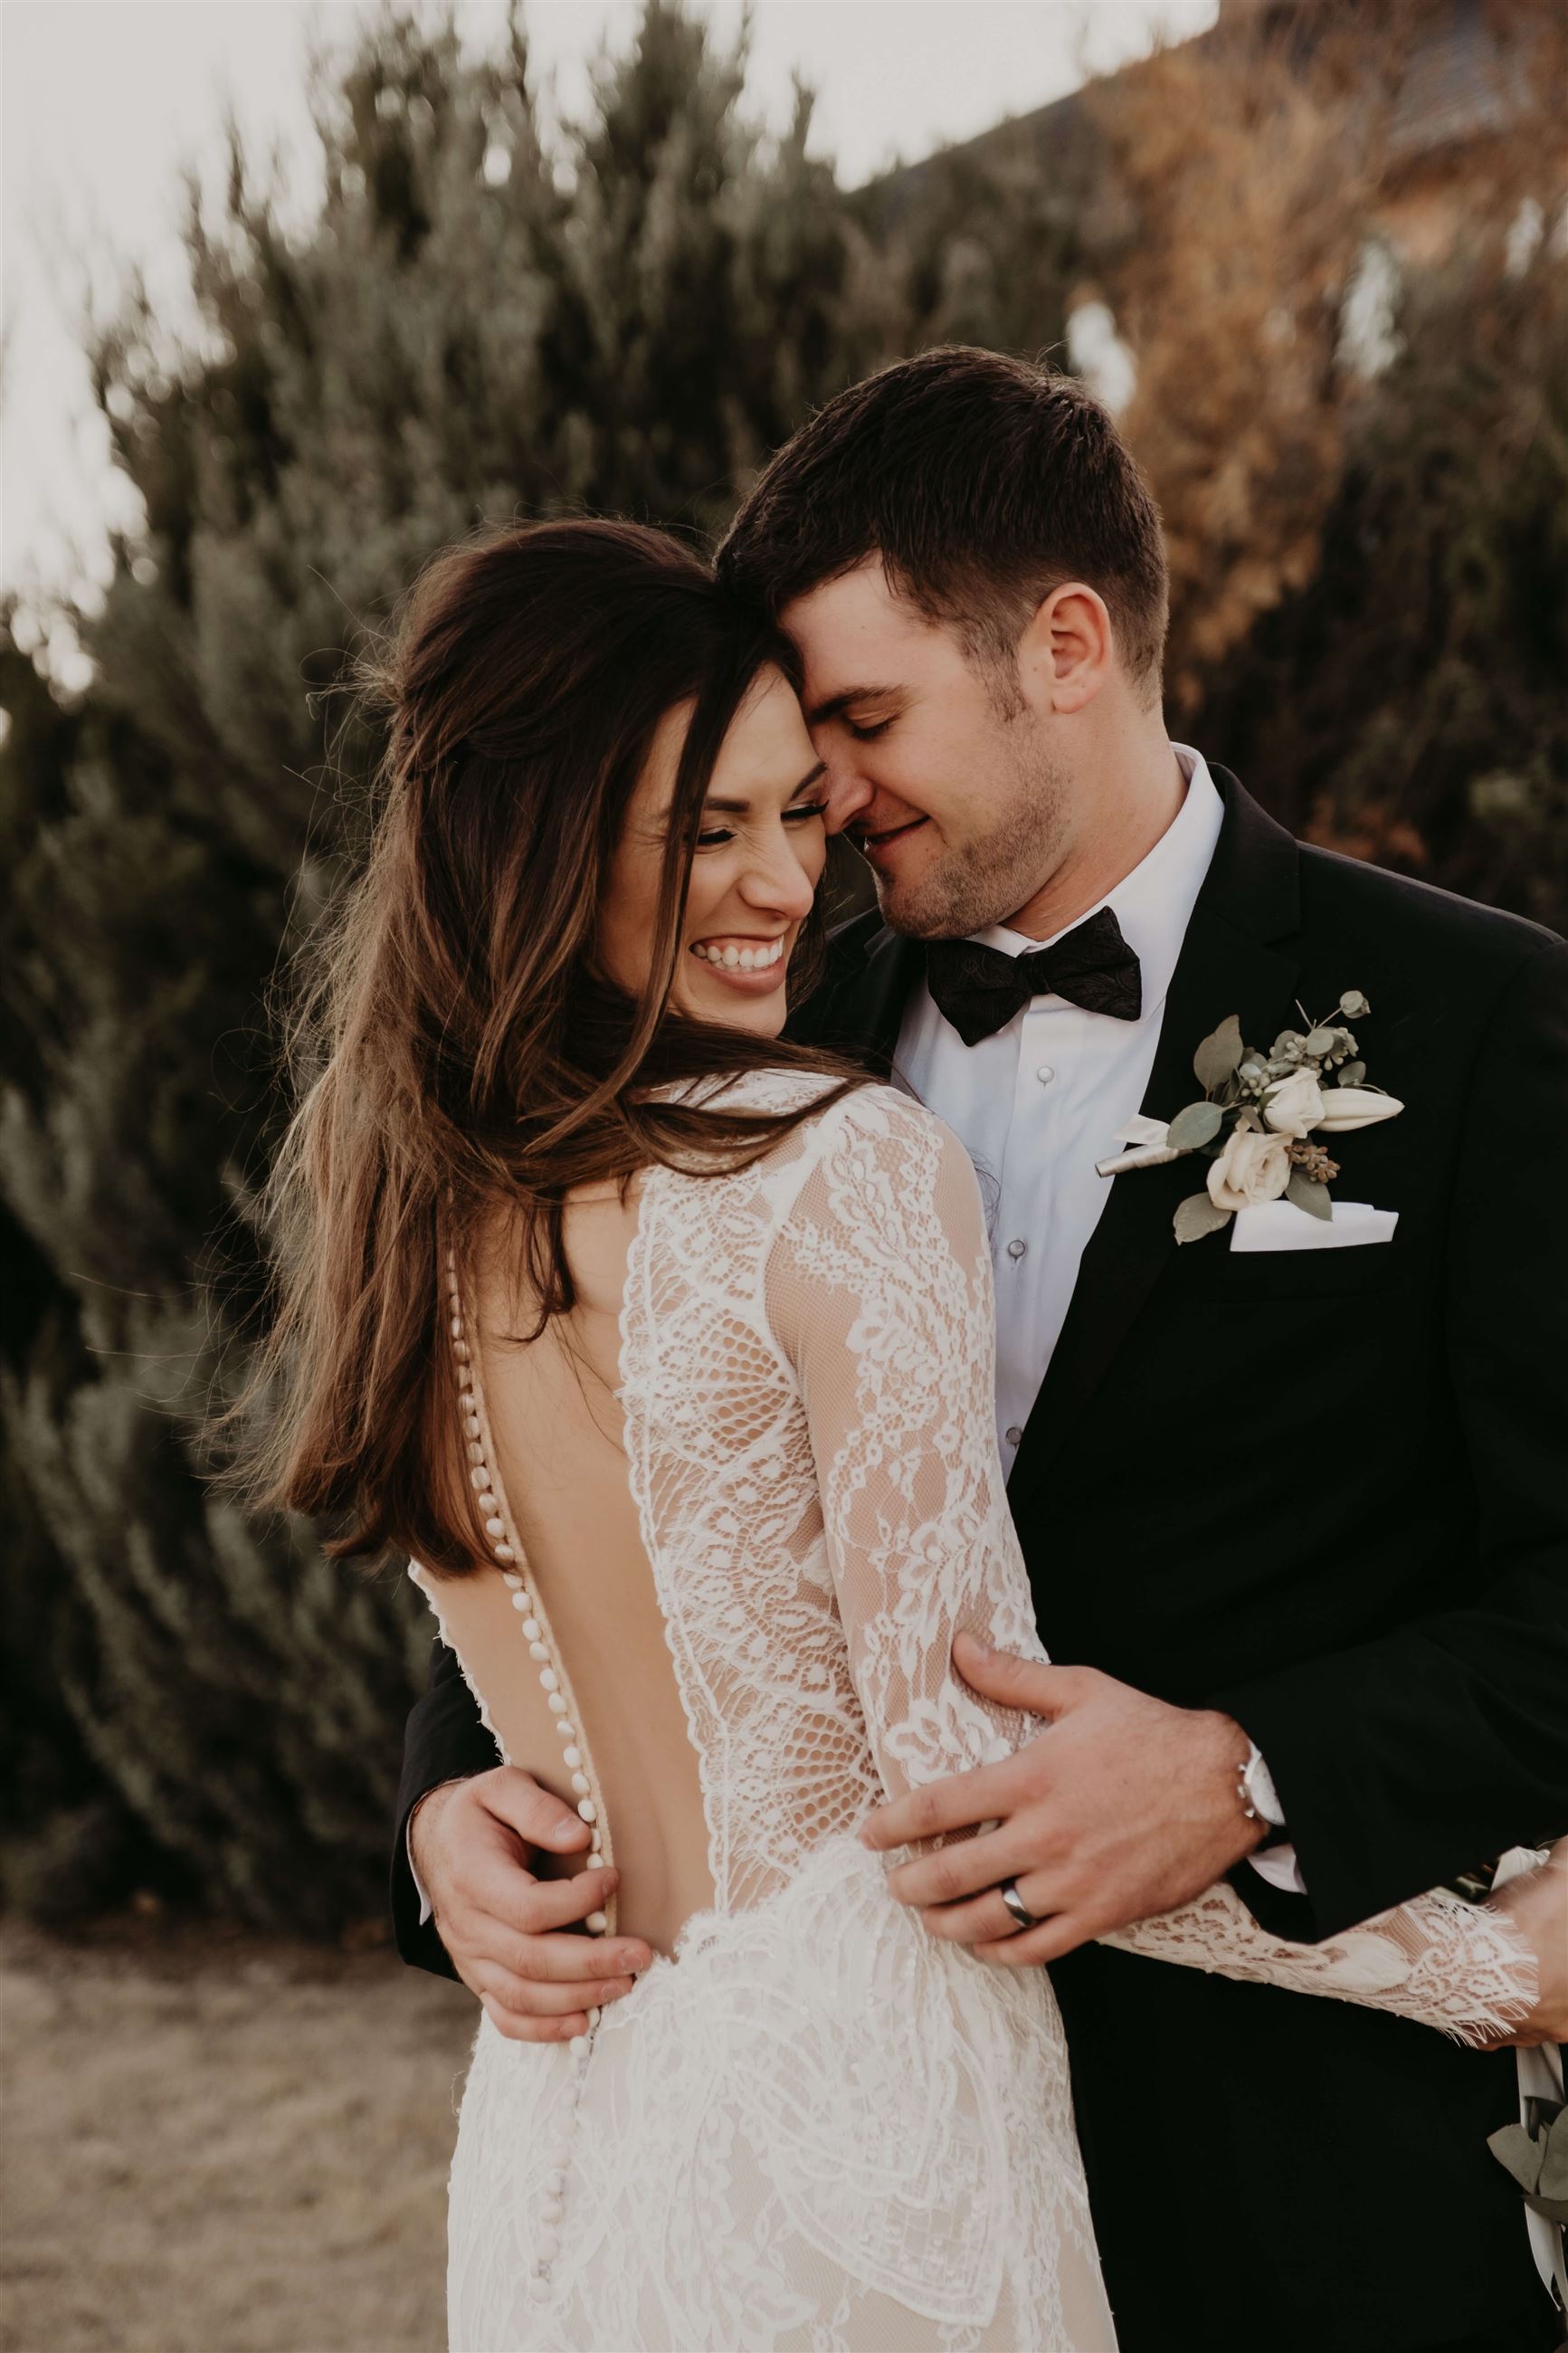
[1006,1237,1028,1261]
[1035,1064,1056,1085]
[1005,1424,1023,1447]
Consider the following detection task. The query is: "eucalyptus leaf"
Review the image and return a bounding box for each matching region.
[1174,1192,1231,1245]
[1489,2113,1568,2224]
[1305,1027,1339,1057]
[1538,2106,1568,2201]
[1193,1015,1244,1094]
[1272,1030,1307,1060]
[1286,1171,1332,1220]
[1488,2123,1544,2195]
[1336,1061,1366,1089]
[1166,1100,1224,1152]
[1339,990,1371,1019]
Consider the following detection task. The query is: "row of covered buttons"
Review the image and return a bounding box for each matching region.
[446,1244,607,2306]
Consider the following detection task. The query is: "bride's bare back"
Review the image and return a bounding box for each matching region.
[434,1176,716,1956]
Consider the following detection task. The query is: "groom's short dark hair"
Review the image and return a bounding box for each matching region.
[717,346,1168,698]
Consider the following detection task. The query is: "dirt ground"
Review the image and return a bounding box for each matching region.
[0,1911,478,2353]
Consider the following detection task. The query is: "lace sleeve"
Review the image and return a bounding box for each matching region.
[1101,1875,1535,2044]
[768,1087,1535,2046]
[766,1088,1047,1801]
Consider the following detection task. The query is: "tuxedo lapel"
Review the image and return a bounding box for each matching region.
[790,910,923,1072]
[1007,773,1303,1508]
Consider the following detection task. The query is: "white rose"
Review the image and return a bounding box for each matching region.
[1207,1126,1292,1213]
[1314,1087,1404,1133]
[1262,1069,1326,1138]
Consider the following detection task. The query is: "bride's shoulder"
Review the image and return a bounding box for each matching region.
[775,1075,971,1190]
[672,1065,968,1201]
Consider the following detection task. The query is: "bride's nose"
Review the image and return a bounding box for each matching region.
[737,834,816,922]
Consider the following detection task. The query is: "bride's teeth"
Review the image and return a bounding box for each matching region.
[689,938,784,968]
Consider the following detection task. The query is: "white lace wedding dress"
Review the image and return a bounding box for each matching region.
[412,1073,1531,2353]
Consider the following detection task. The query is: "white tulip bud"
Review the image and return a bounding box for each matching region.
[1314,1088,1404,1133]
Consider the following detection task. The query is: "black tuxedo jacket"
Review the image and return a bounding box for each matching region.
[392,772,1568,2353]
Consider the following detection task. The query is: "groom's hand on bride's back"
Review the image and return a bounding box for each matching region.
[860,1634,1266,1966]
[409,1768,653,2040]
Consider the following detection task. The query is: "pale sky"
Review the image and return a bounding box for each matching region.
[2,0,1216,656]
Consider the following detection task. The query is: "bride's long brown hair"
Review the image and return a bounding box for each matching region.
[240,519,862,1576]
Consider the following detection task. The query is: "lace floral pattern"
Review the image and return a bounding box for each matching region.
[441,1074,1532,2352]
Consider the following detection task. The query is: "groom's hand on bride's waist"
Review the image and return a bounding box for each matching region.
[409,1767,654,2040]
[860,1634,1267,1967]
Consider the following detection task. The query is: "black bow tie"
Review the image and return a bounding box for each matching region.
[924,907,1143,1046]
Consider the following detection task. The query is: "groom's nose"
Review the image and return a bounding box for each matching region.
[820,758,875,836]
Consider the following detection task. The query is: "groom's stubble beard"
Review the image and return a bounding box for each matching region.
[877,715,1073,943]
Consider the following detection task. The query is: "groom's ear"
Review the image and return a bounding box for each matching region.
[1018,583,1113,717]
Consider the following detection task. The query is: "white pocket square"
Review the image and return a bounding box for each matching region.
[1231,1200,1399,1253]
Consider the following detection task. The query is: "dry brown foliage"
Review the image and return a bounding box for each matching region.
[1087,0,1567,710]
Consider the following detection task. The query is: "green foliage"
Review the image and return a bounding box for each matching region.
[1193,1015,1245,1095]
[1165,1101,1224,1152]
[1174,1194,1231,1245]
[1197,239,1568,929]
[1285,1172,1332,1220]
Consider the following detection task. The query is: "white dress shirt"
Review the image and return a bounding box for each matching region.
[895,744,1224,1471]
[894,746,1302,1893]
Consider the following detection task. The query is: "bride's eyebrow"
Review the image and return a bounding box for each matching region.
[699,761,826,817]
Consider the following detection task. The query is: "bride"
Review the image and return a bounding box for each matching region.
[252,519,1538,2351]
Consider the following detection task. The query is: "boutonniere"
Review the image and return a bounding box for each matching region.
[1095,990,1404,1244]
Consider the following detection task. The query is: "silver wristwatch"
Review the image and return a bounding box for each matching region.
[1237,1740,1287,1831]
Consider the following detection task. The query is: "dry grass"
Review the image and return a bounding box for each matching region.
[0,1914,477,2353]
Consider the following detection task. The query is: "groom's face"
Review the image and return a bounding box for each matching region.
[782,558,1069,939]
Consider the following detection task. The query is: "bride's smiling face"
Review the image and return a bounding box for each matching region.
[600,665,829,1040]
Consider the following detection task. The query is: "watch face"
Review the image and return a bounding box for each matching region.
[1243,1749,1285,1829]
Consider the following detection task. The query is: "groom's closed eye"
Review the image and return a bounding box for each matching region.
[805,686,906,735]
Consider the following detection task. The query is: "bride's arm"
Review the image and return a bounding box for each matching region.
[1098,1857,1540,2045]
[765,1087,1050,1807]
[773,1088,1538,2045]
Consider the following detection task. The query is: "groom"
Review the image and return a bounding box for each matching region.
[392,350,1568,2352]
